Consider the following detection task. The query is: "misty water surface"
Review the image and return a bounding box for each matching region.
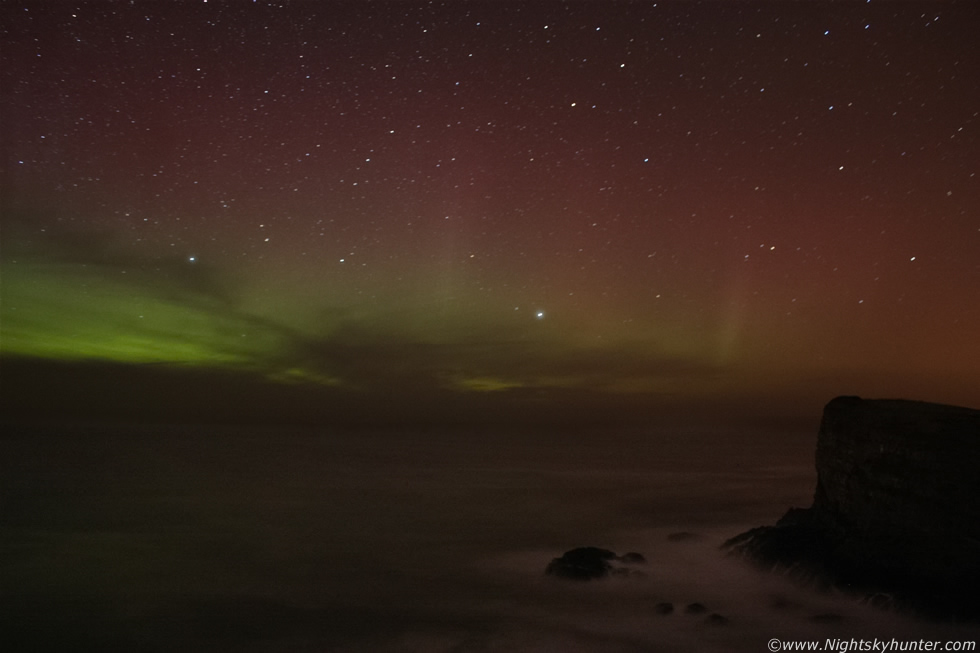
[3,424,977,651]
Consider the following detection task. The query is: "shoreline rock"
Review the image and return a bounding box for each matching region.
[725,396,980,620]
[545,547,647,580]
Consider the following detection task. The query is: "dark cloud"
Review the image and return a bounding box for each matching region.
[5,216,721,403]
[2,210,238,306]
[288,318,723,399]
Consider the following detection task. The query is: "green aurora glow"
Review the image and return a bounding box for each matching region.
[2,2,978,423]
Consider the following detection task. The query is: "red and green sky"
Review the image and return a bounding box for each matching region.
[2,1,978,423]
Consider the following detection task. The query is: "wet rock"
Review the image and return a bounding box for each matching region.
[545,546,646,580]
[666,531,701,542]
[768,595,802,611]
[863,593,897,610]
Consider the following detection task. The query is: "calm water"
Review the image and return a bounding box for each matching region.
[3,423,977,651]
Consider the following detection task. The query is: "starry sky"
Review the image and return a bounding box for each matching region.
[2,1,978,424]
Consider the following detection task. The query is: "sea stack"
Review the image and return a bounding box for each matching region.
[726,396,980,618]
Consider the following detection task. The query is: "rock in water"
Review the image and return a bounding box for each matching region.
[545,547,646,580]
[725,396,980,619]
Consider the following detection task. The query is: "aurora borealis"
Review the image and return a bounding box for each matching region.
[2,1,978,423]
[3,5,980,649]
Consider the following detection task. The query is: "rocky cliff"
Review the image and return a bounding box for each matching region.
[726,396,980,618]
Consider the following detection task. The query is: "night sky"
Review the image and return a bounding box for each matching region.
[2,1,978,424]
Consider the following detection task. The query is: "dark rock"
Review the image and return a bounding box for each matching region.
[706,613,729,625]
[545,547,615,580]
[768,595,801,611]
[654,602,674,615]
[666,531,701,542]
[545,546,647,580]
[685,602,708,615]
[725,396,980,620]
[862,593,897,611]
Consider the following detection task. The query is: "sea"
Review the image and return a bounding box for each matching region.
[2,422,978,652]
